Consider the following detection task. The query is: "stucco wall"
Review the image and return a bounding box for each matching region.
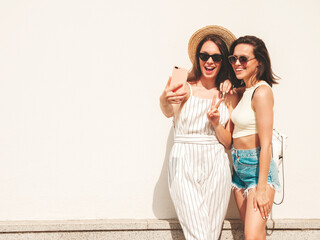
[0,0,319,220]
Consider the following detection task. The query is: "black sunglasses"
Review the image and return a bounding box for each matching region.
[199,53,223,62]
[228,55,255,65]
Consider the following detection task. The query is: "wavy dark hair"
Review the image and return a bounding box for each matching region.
[187,34,237,88]
[229,35,279,87]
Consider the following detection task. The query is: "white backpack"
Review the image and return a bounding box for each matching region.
[272,128,287,205]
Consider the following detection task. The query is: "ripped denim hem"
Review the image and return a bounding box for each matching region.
[231,182,280,198]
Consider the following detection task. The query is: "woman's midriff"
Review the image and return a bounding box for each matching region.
[233,133,260,150]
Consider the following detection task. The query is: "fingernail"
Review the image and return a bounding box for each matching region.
[263,217,265,219]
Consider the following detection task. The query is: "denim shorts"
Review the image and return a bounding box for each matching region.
[232,147,280,193]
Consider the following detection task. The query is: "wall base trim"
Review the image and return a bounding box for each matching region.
[0,219,319,240]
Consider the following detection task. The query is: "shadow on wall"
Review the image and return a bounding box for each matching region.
[152,127,177,219]
[152,127,240,220]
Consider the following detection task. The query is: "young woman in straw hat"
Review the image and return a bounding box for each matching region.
[229,36,280,239]
[160,25,239,240]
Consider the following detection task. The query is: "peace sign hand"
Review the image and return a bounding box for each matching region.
[161,77,187,105]
[207,95,224,128]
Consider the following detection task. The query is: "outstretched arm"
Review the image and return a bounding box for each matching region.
[160,77,187,118]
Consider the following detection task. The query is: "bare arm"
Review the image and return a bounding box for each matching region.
[224,93,239,147]
[207,93,239,149]
[252,85,274,219]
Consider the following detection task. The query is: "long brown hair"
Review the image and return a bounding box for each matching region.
[188,34,237,88]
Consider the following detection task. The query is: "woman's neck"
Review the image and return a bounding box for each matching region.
[244,75,259,88]
[197,76,217,89]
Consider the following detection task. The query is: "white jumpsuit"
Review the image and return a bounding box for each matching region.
[168,85,231,240]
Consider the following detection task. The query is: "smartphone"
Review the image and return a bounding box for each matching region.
[171,66,188,93]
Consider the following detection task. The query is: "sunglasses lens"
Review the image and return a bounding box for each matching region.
[212,54,222,62]
[239,56,248,64]
[199,53,209,61]
[199,53,222,62]
[228,56,236,64]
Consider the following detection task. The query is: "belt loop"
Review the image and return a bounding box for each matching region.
[233,148,237,158]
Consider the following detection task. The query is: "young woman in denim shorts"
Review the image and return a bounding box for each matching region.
[228,36,281,239]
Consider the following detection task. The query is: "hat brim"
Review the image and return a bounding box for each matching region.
[188,25,236,64]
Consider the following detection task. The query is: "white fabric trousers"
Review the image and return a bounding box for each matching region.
[168,139,231,240]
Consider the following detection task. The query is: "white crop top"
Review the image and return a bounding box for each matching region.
[231,81,271,138]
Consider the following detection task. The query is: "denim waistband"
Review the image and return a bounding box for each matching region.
[231,146,261,157]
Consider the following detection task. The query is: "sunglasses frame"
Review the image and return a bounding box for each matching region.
[199,52,223,63]
[228,55,255,65]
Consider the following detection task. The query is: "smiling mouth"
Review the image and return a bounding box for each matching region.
[205,66,215,71]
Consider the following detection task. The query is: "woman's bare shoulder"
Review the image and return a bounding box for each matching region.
[254,85,273,99]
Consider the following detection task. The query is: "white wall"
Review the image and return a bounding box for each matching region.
[0,0,319,220]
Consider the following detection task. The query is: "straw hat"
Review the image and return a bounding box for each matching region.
[188,25,236,64]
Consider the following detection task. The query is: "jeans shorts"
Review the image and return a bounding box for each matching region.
[232,147,280,193]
